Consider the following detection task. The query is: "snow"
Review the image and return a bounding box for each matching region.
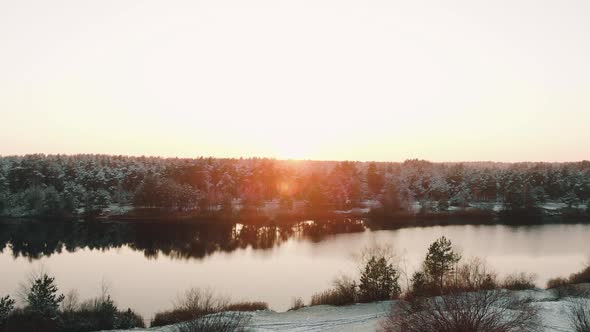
[541,202,568,211]
[105,290,585,332]
[244,302,390,332]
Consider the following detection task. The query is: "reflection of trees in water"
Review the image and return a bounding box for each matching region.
[0,219,366,260]
[298,219,366,242]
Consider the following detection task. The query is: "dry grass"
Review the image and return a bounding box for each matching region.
[569,265,590,285]
[223,301,268,312]
[175,311,251,332]
[288,297,305,311]
[310,276,358,306]
[501,272,537,291]
[151,288,266,327]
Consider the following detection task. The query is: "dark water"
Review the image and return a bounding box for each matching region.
[1,219,589,321]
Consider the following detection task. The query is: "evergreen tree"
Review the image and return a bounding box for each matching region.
[562,191,580,208]
[26,274,65,318]
[359,256,400,302]
[424,236,461,292]
[84,189,112,218]
[96,296,118,330]
[410,271,429,297]
[41,186,64,216]
[367,162,384,197]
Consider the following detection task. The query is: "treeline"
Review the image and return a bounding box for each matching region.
[0,154,589,220]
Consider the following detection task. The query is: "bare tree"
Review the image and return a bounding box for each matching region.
[568,297,590,332]
[381,290,539,332]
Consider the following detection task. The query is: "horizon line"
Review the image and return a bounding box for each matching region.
[0,152,588,164]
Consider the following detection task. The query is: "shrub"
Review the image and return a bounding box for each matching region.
[289,297,305,311]
[310,275,358,306]
[0,295,15,325]
[544,262,590,295]
[223,301,268,312]
[547,277,569,290]
[408,260,498,299]
[152,309,196,327]
[408,271,432,298]
[175,312,251,332]
[174,288,229,315]
[60,290,80,313]
[359,256,400,302]
[381,290,539,332]
[569,265,590,285]
[502,272,537,290]
[60,295,145,332]
[311,289,351,306]
[568,297,590,332]
[116,308,146,329]
[408,240,479,298]
[546,277,581,298]
[452,257,498,292]
[151,288,264,327]
[2,308,60,332]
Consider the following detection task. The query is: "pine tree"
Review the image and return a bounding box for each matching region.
[410,271,428,297]
[424,236,461,292]
[26,274,65,318]
[359,256,400,302]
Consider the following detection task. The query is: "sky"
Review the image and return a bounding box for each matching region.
[1,0,589,162]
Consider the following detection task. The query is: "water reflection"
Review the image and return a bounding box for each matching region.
[0,219,367,261]
[2,219,590,319]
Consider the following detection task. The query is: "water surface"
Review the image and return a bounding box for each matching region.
[1,220,589,321]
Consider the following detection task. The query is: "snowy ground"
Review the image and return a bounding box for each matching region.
[108,289,586,332]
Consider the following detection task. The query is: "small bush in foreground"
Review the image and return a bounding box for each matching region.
[502,272,537,290]
[545,262,590,296]
[547,277,569,290]
[311,289,350,307]
[311,276,358,306]
[175,312,250,332]
[0,295,15,325]
[2,308,60,332]
[151,288,266,327]
[381,290,539,332]
[569,265,590,285]
[58,293,145,332]
[223,301,268,312]
[452,257,498,292]
[568,298,590,332]
[289,297,305,311]
[546,277,584,298]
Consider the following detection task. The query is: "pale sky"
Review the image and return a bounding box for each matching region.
[1,0,589,162]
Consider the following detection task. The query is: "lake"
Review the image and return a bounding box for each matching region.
[1,219,589,322]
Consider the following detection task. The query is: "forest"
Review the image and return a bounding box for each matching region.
[0,154,588,221]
